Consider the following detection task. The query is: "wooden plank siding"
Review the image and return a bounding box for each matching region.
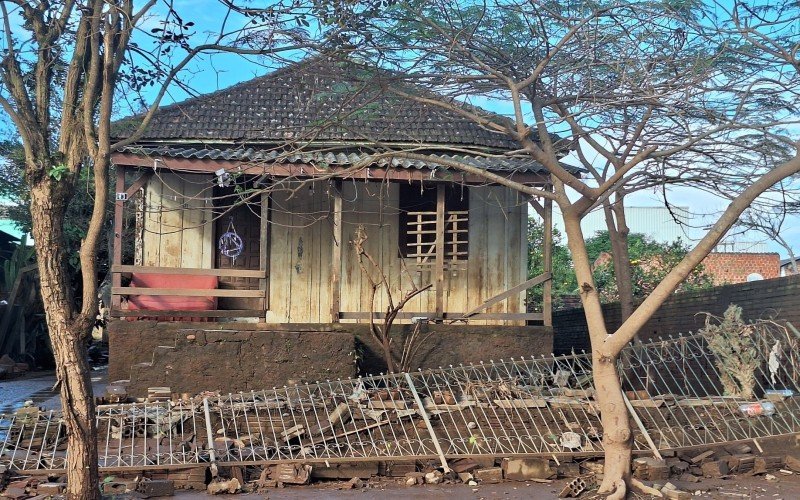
[135,174,528,325]
[142,172,213,269]
[265,180,332,323]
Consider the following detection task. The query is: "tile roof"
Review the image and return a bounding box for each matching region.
[118,145,578,174]
[113,57,530,151]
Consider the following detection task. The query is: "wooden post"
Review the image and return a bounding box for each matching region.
[543,193,553,327]
[111,166,125,308]
[330,180,343,323]
[260,189,271,322]
[435,184,446,319]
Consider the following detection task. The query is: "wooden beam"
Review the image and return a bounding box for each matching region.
[112,287,266,298]
[260,189,271,322]
[543,195,554,327]
[338,311,543,321]
[330,180,343,323]
[461,272,552,319]
[124,170,153,198]
[110,152,550,185]
[112,166,125,308]
[110,309,264,318]
[435,184,446,318]
[112,265,264,278]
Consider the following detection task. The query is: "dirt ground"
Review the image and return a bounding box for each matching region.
[167,472,800,499]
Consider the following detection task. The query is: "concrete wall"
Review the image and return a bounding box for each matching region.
[109,321,553,396]
[554,274,800,354]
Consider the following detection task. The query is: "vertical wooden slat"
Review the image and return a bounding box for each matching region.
[260,189,270,322]
[435,184,445,318]
[543,193,553,327]
[330,180,343,323]
[112,166,125,308]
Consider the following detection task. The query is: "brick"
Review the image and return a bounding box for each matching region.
[135,479,174,497]
[700,460,729,477]
[35,483,65,495]
[474,467,503,484]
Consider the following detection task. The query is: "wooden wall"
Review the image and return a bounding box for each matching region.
[336,182,527,325]
[265,181,333,323]
[140,175,528,325]
[142,172,214,269]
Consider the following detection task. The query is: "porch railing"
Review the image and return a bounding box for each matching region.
[109,265,265,320]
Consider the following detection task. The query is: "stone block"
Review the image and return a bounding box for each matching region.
[474,467,503,484]
[501,458,555,481]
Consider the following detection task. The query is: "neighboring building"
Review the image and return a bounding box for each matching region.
[780,258,798,276]
[107,57,575,394]
[554,205,693,244]
[701,252,780,284]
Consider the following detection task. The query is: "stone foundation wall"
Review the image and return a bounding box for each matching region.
[109,321,553,397]
[109,322,358,397]
[349,324,553,374]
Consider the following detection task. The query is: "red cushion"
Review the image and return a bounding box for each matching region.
[127,273,218,311]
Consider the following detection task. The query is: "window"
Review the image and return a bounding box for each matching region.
[399,184,469,265]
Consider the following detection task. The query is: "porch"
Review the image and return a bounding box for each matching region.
[108,163,555,326]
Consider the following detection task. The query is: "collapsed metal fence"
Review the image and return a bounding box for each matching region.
[3,322,800,474]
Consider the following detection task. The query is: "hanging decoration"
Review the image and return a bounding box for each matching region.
[218,217,244,263]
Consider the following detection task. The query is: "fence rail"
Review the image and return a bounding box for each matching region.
[3,323,800,474]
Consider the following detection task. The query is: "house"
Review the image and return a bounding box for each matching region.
[108,58,575,394]
[780,258,798,276]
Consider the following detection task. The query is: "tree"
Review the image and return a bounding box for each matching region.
[0,1,343,496]
[317,0,800,495]
[527,216,575,310]
[586,231,715,304]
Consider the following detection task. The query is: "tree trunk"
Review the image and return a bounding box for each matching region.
[561,204,632,497]
[593,355,632,494]
[603,196,634,322]
[29,181,99,500]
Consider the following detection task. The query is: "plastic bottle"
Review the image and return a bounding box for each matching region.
[738,402,776,417]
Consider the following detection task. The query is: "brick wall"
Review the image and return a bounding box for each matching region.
[701,252,780,284]
[553,274,800,354]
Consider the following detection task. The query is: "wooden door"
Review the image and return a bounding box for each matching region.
[215,197,262,311]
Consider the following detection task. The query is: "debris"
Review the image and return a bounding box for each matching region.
[424,471,443,484]
[560,432,582,450]
[557,461,581,478]
[450,458,480,474]
[457,472,474,483]
[273,464,311,485]
[474,467,503,484]
[700,460,729,478]
[345,477,364,489]
[404,472,425,485]
[784,455,800,472]
[633,458,670,481]
[765,473,778,481]
[136,479,175,498]
[311,463,378,479]
[501,458,555,481]
[207,478,240,495]
[690,450,715,463]
[558,475,596,498]
[35,482,65,496]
